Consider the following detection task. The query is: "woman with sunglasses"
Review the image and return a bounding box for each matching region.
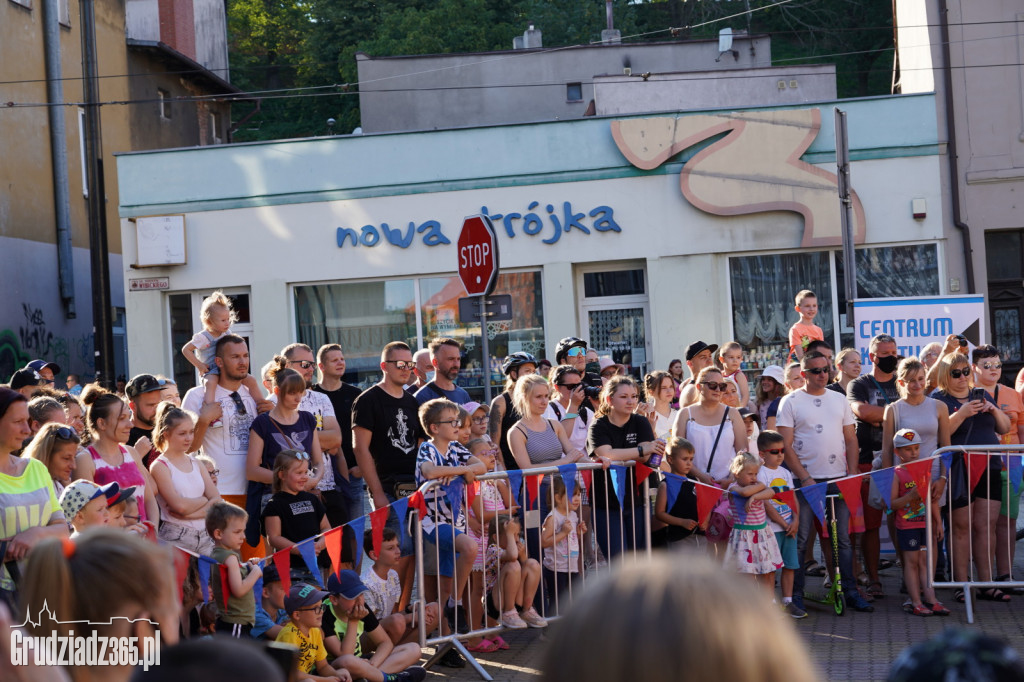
[670,366,747,487]
[931,351,1011,603]
[24,422,82,499]
[0,388,69,611]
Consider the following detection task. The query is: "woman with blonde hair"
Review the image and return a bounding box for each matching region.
[671,366,746,487]
[24,421,82,498]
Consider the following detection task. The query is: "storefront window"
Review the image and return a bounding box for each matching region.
[295,280,417,390]
[729,251,833,369]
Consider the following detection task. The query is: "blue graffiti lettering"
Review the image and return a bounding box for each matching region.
[360,225,380,246]
[336,227,359,247]
[543,204,562,245]
[523,202,543,236]
[562,202,589,235]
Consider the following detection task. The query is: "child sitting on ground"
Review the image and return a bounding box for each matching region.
[59,480,119,536]
[654,437,705,551]
[541,476,585,616]
[276,582,352,681]
[788,289,824,361]
[207,500,263,637]
[416,398,486,633]
[181,290,267,427]
[756,430,805,619]
[891,428,950,617]
[360,528,440,646]
[726,451,783,596]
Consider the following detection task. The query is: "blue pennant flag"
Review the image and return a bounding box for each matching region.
[446,477,465,522]
[940,451,953,478]
[392,496,410,543]
[253,564,264,611]
[1006,455,1023,497]
[610,465,628,507]
[664,473,683,511]
[558,464,577,502]
[506,469,523,508]
[799,482,827,526]
[349,516,366,569]
[297,539,322,586]
[730,492,748,525]
[870,468,896,510]
[196,555,214,602]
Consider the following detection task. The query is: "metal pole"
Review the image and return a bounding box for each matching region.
[80,0,116,387]
[479,298,491,404]
[835,108,858,324]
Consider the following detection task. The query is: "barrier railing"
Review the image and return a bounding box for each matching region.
[412,460,653,681]
[925,445,1024,624]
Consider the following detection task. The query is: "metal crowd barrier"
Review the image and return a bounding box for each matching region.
[925,445,1024,624]
[410,460,653,680]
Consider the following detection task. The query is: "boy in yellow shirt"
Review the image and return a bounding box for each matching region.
[276,583,352,681]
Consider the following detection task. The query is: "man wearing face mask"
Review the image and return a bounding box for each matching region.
[846,334,901,598]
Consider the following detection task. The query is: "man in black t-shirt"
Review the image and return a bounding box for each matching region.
[126,373,166,467]
[312,343,365,523]
[352,341,425,612]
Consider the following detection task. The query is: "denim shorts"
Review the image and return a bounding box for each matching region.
[158,520,215,556]
[424,524,465,578]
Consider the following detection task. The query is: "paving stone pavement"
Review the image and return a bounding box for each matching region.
[418,558,1024,681]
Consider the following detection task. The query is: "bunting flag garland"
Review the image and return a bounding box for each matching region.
[610,466,628,507]
[273,550,291,595]
[217,565,231,608]
[870,468,895,510]
[834,477,863,523]
[1007,454,1023,497]
[369,506,390,558]
[297,540,322,586]
[391,497,410,543]
[446,478,465,521]
[800,482,827,528]
[730,492,748,525]
[348,516,366,569]
[940,451,953,477]
[558,464,577,502]
[525,474,542,508]
[196,555,213,602]
[324,526,343,580]
[773,488,797,512]
[968,453,988,493]
[903,459,933,499]
[634,463,656,488]
[172,545,191,604]
[406,491,428,521]
[506,470,523,507]
[253,572,264,611]
[579,469,593,493]
[694,484,723,526]
[465,480,478,512]
[664,473,683,511]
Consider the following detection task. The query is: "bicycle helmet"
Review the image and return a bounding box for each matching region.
[554,336,588,364]
[501,352,537,375]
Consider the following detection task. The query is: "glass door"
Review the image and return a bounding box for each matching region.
[577,264,651,381]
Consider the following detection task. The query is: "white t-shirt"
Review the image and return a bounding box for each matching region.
[542,402,590,452]
[775,389,854,480]
[181,384,257,495]
[360,563,402,620]
[269,390,337,491]
[758,464,795,533]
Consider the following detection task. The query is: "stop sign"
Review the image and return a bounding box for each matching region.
[457,215,500,296]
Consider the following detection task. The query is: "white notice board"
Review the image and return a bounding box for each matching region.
[135,215,186,267]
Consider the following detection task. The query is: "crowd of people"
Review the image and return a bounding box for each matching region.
[3,288,1024,680]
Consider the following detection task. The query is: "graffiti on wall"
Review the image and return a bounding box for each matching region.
[0,303,95,384]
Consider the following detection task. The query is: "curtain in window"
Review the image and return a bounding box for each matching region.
[837,244,939,300]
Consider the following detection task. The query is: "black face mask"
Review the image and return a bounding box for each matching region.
[875,355,899,374]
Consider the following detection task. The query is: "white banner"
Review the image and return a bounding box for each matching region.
[852,295,985,367]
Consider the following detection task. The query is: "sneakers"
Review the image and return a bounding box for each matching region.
[846,592,875,613]
[390,666,427,682]
[445,604,470,634]
[520,606,548,628]
[438,648,465,668]
[784,601,808,619]
[500,609,528,629]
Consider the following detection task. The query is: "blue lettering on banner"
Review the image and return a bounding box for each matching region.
[858,317,953,339]
[334,201,621,249]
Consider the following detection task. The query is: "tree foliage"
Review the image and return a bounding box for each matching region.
[227,0,893,142]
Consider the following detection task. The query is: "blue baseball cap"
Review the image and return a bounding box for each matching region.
[326,570,367,599]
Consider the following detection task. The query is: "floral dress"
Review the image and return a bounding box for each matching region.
[725,488,783,575]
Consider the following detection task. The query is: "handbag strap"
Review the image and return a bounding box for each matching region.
[705,407,730,474]
[268,415,301,452]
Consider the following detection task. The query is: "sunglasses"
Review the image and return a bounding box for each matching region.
[292,451,311,461]
[804,367,829,375]
[558,383,582,390]
[979,362,1002,371]
[384,360,415,370]
[701,382,727,391]
[207,468,220,477]
[762,448,784,455]
[950,368,969,379]
[288,360,316,370]
[229,391,247,416]
[54,426,79,441]
[567,347,586,357]
[297,604,325,614]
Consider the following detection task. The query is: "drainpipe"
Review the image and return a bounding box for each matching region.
[43,0,77,318]
[940,0,975,294]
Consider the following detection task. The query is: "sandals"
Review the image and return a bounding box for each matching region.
[804,560,827,577]
[909,604,933,617]
[954,588,965,603]
[995,575,1024,596]
[492,636,510,650]
[467,638,501,653]
[866,581,885,599]
[924,601,951,616]
[878,558,897,571]
[978,588,1011,603]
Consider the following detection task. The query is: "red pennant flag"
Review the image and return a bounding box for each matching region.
[407,491,428,519]
[465,480,479,512]
[526,474,543,507]
[695,484,723,526]
[172,547,191,604]
[274,550,291,595]
[774,489,797,511]
[634,463,655,488]
[324,526,343,579]
[580,470,593,492]
[835,477,865,534]
[968,453,988,493]
[217,565,231,609]
[903,459,932,500]
[369,506,390,558]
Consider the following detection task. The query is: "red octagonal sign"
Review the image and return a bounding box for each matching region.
[458,215,500,297]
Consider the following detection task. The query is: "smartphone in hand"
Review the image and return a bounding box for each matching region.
[970,387,986,403]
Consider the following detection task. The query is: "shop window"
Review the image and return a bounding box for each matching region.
[583,269,645,297]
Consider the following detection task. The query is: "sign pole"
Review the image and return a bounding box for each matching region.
[836,107,858,325]
[479,299,492,403]
[457,214,500,404]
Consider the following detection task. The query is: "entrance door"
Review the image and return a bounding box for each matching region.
[578,265,651,381]
[168,289,253,391]
[985,230,1024,383]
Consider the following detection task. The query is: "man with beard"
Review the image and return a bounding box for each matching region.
[183,334,265,557]
[125,373,166,467]
[414,338,471,405]
[273,343,347,527]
